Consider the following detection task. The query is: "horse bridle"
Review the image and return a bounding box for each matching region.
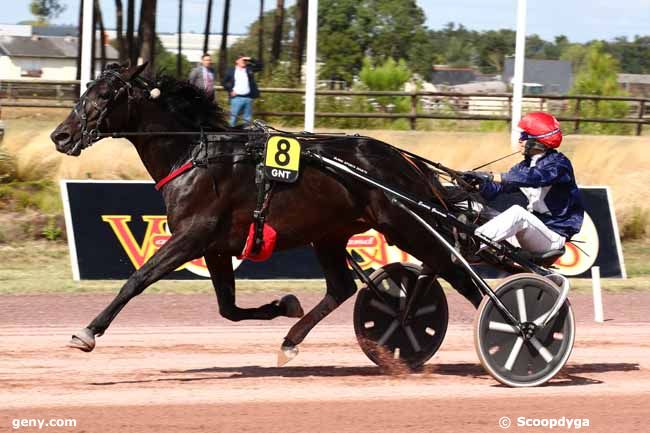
[70,69,146,155]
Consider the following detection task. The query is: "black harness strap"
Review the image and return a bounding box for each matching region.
[249,122,275,255]
[251,164,274,254]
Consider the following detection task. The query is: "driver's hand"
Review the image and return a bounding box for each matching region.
[460,171,493,188]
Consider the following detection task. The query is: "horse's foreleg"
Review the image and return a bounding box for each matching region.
[205,252,304,321]
[278,239,357,366]
[69,231,207,352]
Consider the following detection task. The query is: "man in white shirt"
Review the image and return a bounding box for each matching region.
[221,54,262,126]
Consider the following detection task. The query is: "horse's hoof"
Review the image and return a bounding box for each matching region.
[68,328,96,352]
[277,343,299,367]
[279,294,304,318]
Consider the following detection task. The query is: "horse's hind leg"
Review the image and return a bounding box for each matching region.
[205,252,305,321]
[277,238,357,366]
[69,231,209,352]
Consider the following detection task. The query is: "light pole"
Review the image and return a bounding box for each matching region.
[79,0,94,96]
[304,0,318,132]
[510,0,527,149]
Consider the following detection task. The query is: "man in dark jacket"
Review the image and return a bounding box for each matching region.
[188,53,216,101]
[221,54,262,126]
[465,112,584,254]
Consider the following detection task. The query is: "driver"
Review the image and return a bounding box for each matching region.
[464,112,584,255]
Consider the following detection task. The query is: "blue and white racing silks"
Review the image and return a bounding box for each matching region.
[478,150,584,239]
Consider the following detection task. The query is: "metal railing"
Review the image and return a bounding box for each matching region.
[1,79,648,134]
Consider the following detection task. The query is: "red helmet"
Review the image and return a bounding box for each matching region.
[518,112,562,148]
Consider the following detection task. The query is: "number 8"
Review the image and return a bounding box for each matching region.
[275,139,291,167]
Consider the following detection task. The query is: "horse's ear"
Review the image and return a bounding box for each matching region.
[125,62,149,80]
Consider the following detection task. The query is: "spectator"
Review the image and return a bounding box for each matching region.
[188,53,216,101]
[222,54,262,126]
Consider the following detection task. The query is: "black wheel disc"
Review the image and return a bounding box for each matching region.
[474,274,575,387]
[353,263,448,369]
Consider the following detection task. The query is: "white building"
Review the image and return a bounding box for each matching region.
[0,25,119,80]
[0,24,245,80]
[0,34,118,80]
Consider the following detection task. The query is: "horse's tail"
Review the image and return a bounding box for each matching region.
[396,150,480,212]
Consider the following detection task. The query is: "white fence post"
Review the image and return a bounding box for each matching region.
[591,266,604,323]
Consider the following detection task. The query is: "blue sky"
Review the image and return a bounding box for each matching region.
[3,0,650,42]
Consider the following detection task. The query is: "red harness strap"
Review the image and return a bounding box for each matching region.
[155,161,195,191]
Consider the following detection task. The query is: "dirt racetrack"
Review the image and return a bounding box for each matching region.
[1,289,650,433]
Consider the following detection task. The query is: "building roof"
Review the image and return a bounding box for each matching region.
[430,66,478,86]
[0,35,118,59]
[32,25,78,37]
[503,58,573,94]
[618,74,650,85]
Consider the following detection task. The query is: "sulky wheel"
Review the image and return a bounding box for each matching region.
[353,262,448,370]
[474,273,575,387]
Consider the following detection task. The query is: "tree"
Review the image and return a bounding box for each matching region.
[114,0,126,62]
[177,0,183,78]
[316,0,431,84]
[155,36,192,78]
[570,42,630,134]
[126,0,136,64]
[560,43,589,72]
[270,0,285,64]
[203,0,213,56]
[443,37,476,67]
[316,0,365,83]
[290,0,307,81]
[75,0,84,80]
[95,0,107,71]
[359,57,411,91]
[218,0,231,78]
[605,36,650,74]
[228,7,292,68]
[362,0,429,62]
[474,29,515,73]
[139,0,157,72]
[29,0,66,25]
[359,57,412,115]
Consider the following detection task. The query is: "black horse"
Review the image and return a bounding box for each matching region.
[50,63,483,361]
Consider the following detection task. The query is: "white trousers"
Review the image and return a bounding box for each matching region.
[475,205,566,253]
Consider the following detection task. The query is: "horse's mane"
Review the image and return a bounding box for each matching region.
[143,73,229,131]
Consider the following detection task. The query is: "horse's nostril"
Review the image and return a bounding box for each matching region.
[54,132,71,144]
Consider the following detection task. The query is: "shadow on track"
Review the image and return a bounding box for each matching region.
[88,362,639,386]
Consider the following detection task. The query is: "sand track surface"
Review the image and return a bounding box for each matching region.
[1,291,649,432]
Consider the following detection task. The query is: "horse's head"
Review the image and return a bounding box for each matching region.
[50,62,151,156]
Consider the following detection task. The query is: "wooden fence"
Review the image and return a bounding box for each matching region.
[1,79,648,135]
